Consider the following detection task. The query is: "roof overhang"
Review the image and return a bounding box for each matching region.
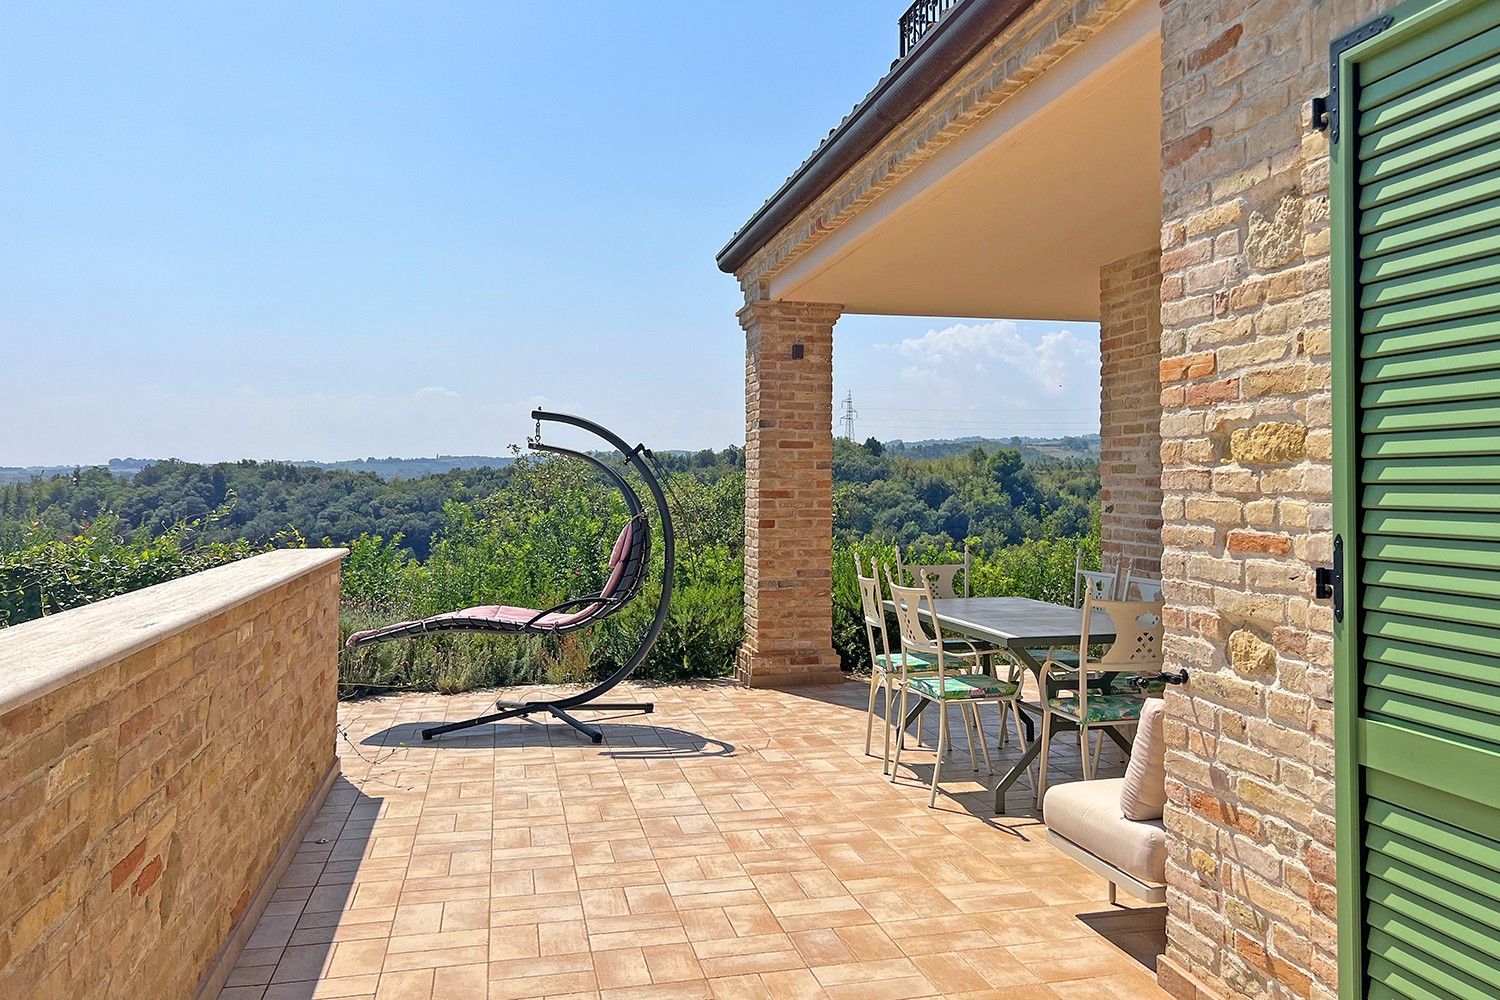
[766,2,1162,320]
[716,0,1043,275]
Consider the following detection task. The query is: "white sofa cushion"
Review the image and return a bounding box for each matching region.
[1120,697,1167,821]
[1043,778,1167,885]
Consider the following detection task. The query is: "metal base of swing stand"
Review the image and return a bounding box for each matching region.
[421,701,654,743]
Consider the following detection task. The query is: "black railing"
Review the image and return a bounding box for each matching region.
[899,0,961,56]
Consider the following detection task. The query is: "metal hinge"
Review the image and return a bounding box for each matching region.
[1315,535,1345,623]
[1313,15,1395,141]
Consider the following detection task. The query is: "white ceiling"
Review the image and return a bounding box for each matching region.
[767,2,1162,322]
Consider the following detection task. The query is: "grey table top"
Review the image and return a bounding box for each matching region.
[920,596,1116,648]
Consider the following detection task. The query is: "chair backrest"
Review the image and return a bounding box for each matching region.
[1074,551,1129,607]
[1085,596,1165,670]
[885,573,944,668]
[1055,595,1165,716]
[905,562,964,600]
[855,555,892,663]
[550,513,650,628]
[1124,572,1163,602]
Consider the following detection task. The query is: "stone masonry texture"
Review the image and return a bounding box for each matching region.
[1157,2,1401,998]
[1101,248,1165,579]
[738,299,845,688]
[0,555,341,999]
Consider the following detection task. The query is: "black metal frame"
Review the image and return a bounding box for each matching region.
[417,410,676,743]
[898,0,961,56]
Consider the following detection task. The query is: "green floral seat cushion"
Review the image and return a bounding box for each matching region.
[1046,693,1147,724]
[907,674,1020,701]
[873,651,936,672]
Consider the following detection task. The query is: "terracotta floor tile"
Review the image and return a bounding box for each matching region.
[587,925,691,952]
[539,920,590,956]
[823,977,938,1000]
[643,943,704,984]
[382,945,490,973]
[592,948,651,989]
[429,963,490,1000]
[489,924,539,961]
[696,950,807,979]
[373,968,435,1000]
[326,940,389,978]
[487,971,598,999]
[218,682,1169,1000]
[597,981,712,1000]
[787,929,857,968]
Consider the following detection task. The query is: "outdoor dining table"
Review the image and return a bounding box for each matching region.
[884,596,1131,814]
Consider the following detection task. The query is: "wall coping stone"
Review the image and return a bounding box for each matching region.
[0,547,347,717]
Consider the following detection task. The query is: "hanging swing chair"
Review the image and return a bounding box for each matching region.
[345,409,675,743]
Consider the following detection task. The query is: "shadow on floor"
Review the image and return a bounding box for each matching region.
[357,718,736,758]
[231,775,385,999]
[1078,905,1169,970]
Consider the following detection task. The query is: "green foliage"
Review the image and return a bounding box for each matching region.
[0,502,260,626]
[2,437,1103,696]
[336,453,744,696]
[0,459,516,561]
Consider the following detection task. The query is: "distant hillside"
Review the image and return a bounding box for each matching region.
[0,454,515,486]
[883,434,1100,462]
[289,455,515,478]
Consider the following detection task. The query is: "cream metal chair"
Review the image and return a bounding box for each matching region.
[1035,594,1165,803]
[1073,551,1127,607]
[897,548,1006,666]
[896,546,970,599]
[857,555,937,770]
[886,573,1024,807]
[1124,571,1162,601]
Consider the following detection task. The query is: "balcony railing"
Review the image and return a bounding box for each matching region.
[899,0,961,56]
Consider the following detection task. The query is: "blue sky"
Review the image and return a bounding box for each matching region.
[1,1,1099,465]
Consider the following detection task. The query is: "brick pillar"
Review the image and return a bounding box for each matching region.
[737,299,844,688]
[1099,248,1165,577]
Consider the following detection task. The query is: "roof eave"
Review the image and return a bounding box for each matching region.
[716,0,1042,276]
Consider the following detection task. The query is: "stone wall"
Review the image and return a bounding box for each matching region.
[1156,2,1396,998]
[738,299,845,687]
[1100,248,1165,579]
[0,549,344,999]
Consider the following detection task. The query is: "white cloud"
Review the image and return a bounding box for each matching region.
[886,321,1097,400]
[414,385,460,401]
[835,319,1101,440]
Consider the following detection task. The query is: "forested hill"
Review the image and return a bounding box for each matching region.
[0,438,1097,561]
[0,454,518,485]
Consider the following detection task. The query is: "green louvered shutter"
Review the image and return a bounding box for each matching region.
[1333,2,1500,998]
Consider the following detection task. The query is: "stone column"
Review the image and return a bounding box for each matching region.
[737,299,844,688]
[1099,248,1165,577]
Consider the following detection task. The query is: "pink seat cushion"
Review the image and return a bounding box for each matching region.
[599,521,634,597]
[344,518,635,647]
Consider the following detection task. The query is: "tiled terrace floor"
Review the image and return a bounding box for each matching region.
[221,680,1170,1000]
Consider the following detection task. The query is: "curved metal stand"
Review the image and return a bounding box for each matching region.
[421,409,676,743]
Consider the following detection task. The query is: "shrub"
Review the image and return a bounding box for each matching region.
[0,502,259,627]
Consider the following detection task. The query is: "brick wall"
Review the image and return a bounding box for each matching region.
[0,549,344,999]
[1100,248,1165,578]
[738,299,845,687]
[1156,2,1397,998]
